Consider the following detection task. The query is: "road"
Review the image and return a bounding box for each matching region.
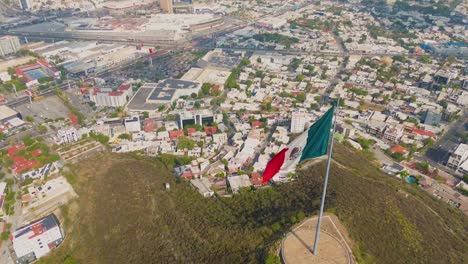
[203,46,436,58]
[421,111,467,179]
[252,124,277,165]
[0,177,23,264]
[425,112,467,164]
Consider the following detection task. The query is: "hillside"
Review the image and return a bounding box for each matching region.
[39,144,467,264]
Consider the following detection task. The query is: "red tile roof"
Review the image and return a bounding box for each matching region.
[30,149,43,157]
[389,145,407,154]
[180,171,194,180]
[412,128,435,137]
[186,128,196,136]
[143,118,155,133]
[9,156,40,174]
[68,114,79,126]
[108,91,123,96]
[250,172,264,186]
[7,142,25,157]
[211,85,221,92]
[118,84,131,91]
[251,121,264,128]
[205,126,217,136]
[169,130,184,140]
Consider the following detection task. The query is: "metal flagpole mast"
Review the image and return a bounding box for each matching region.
[312,96,340,255]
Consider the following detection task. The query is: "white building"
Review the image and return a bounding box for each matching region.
[256,17,287,29]
[290,111,307,134]
[55,127,80,145]
[190,178,214,198]
[0,181,6,217]
[12,214,64,263]
[88,84,133,107]
[19,0,32,10]
[447,143,468,174]
[0,36,21,56]
[212,133,228,146]
[227,175,252,193]
[383,125,404,142]
[124,116,141,133]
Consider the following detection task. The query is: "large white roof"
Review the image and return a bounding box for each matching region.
[0,105,18,121]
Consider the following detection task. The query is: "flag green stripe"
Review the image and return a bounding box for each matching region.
[299,106,334,162]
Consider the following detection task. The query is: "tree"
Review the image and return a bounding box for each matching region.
[63,256,79,264]
[296,93,306,103]
[142,111,149,118]
[446,55,456,65]
[257,57,262,63]
[201,83,214,96]
[0,231,9,241]
[265,255,281,264]
[26,116,34,122]
[191,93,198,99]
[462,174,468,184]
[197,141,204,148]
[438,100,448,108]
[417,162,430,174]
[420,55,431,64]
[296,75,305,82]
[0,132,5,141]
[239,57,251,67]
[356,137,373,150]
[37,125,47,133]
[194,102,201,109]
[178,137,196,150]
[310,103,319,111]
[118,134,132,140]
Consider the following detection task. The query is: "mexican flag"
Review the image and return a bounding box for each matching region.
[262,106,335,183]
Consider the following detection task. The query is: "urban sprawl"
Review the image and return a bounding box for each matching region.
[0,0,467,263]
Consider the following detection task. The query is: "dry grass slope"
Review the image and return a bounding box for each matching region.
[38,144,467,264]
[326,144,468,264]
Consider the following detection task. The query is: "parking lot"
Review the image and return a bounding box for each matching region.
[14,96,69,121]
[101,50,205,83]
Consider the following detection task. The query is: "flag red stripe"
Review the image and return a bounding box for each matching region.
[262,148,288,183]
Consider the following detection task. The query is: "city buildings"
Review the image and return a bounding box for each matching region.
[447,143,468,175]
[423,110,442,125]
[124,116,141,133]
[0,105,24,134]
[21,177,77,222]
[12,214,64,263]
[227,175,252,193]
[178,110,215,129]
[0,36,21,57]
[159,0,173,14]
[190,178,214,198]
[55,127,81,145]
[15,59,61,87]
[19,0,32,10]
[145,79,202,104]
[290,111,307,134]
[0,182,6,218]
[86,83,133,107]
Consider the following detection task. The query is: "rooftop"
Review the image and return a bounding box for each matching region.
[0,105,18,120]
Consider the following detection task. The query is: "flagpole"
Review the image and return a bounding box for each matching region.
[312,96,340,255]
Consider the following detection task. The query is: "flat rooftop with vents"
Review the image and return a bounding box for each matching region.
[146,79,201,104]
